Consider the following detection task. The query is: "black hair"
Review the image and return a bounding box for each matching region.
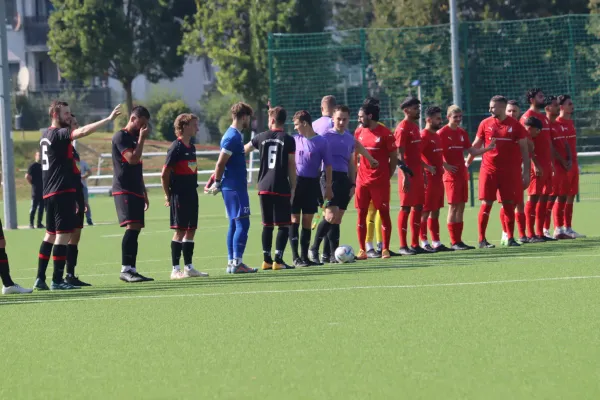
[507,100,520,107]
[360,98,380,121]
[425,106,441,117]
[557,94,572,106]
[524,116,543,130]
[400,96,420,110]
[490,95,508,105]
[526,88,543,105]
[131,105,151,120]
[544,95,557,107]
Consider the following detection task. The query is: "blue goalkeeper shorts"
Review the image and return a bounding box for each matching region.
[222,189,251,220]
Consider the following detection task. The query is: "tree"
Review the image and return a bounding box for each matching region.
[330,0,374,30]
[48,0,193,114]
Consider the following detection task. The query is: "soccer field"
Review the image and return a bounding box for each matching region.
[1,190,599,399]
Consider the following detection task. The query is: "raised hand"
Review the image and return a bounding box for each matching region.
[109,104,122,121]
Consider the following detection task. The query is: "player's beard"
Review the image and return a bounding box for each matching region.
[59,115,70,128]
[535,101,545,109]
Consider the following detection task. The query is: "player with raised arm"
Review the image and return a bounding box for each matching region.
[419,106,451,252]
[354,100,397,260]
[521,88,555,243]
[556,95,585,238]
[112,106,154,283]
[543,96,573,240]
[395,96,424,256]
[286,111,332,266]
[439,106,494,250]
[244,106,296,270]
[312,95,336,135]
[34,100,121,291]
[63,115,92,287]
[206,103,256,273]
[471,95,530,249]
[161,113,209,279]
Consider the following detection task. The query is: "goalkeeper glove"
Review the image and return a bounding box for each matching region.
[398,161,414,177]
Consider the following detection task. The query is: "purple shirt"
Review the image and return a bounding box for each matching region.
[294,134,331,178]
[322,129,355,173]
[312,116,333,135]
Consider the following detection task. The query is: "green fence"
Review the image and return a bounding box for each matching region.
[268,14,600,137]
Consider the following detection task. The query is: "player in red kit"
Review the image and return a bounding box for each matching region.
[419,106,451,252]
[354,100,397,260]
[521,88,556,243]
[543,96,573,240]
[556,95,585,238]
[440,105,495,250]
[472,95,530,248]
[395,97,424,256]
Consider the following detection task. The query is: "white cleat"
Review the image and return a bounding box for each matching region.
[543,229,553,239]
[183,266,209,278]
[566,228,586,238]
[170,270,186,280]
[2,284,33,295]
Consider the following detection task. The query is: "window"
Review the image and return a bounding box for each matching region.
[5,0,17,28]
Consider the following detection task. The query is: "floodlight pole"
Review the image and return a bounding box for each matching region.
[450,0,461,108]
[0,2,18,229]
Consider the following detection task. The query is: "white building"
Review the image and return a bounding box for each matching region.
[6,0,216,142]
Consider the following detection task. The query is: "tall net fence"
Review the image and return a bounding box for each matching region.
[269,14,600,141]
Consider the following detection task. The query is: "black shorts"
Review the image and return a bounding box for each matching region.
[292,176,321,215]
[170,192,199,230]
[260,194,292,226]
[323,171,352,210]
[45,192,77,234]
[75,189,85,229]
[114,193,145,227]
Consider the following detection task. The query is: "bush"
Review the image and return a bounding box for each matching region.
[155,100,190,141]
[199,85,238,143]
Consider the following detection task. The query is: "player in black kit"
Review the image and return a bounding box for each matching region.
[244,106,297,270]
[25,151,44,229]
[112,106,154,283]
[34,100,121,291]
[161,113,208,279]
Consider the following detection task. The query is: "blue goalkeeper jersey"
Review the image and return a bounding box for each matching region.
[220,127,247,192]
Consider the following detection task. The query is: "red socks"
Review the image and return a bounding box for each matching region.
[525,200,536,238]
[544,200,555,230]
[516,211,526,239]
[478,203,493,242]
[553,200,566,228]
[398,210,410,248]
[410,209,423,248]
[565,203,574,228]
[429,218,440,242]
[499,207,507,233]
[379,210,392,251]
[535,201,546,237]
[357,208,368,251]
[503,205,516,239]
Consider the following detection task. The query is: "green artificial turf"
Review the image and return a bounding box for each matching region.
[1,190,599,399]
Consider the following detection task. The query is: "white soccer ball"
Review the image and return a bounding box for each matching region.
[334,245,355,263]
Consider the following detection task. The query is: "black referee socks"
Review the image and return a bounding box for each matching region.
[301,227,313,260]
[289,223,300,260]
[327,224,341,253]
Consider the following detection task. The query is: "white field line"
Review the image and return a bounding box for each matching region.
[2,275,600,306]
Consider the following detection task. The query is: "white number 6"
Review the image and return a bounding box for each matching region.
[268,146,277,169]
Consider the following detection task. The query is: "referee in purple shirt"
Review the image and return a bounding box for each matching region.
[312,95,336,135]
[289,111,333,267]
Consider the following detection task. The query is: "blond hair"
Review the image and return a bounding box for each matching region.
[447,105,462,117]
[174,113,199,137]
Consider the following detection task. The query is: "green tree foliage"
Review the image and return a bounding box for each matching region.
[47,0,192,114]
[156,100,191,142]
[198,85,238,142]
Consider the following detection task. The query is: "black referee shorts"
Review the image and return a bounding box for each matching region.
[75,189,85,229]
[45,192,77,234]
[323,171,352,210]
[170,192,199,230]
[292,176,321,215]
[114,193,145,227]
[260,194,291,226]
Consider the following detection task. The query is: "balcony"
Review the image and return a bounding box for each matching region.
[24,16,49,48]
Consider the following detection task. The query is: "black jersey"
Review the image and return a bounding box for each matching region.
[27,162,43,199]
[111,130,144,197]
[72,148,83,192]
[251,129,296,196]
[165,138,198,195]
[40,127,76,198]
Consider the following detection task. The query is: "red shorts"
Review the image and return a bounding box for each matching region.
[479,169,520,203]
[399,175,425,207]
[566,165,579,196]
[528,167,553,196]
[497,189,525,205]
[424,178,444,212]
[355,181,391,211]
[444,177,468,204]
[552,166,570,196]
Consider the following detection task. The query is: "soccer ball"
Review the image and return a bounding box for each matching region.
[334,245,355,263]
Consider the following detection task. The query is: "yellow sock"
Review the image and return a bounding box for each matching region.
[375,211,383,245]
[366,202,376,246]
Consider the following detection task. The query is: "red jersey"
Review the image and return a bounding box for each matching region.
[476,116,526,173]
[420,129,444,180]
[556,117,577,165]
[521,110,552,172]
[438,125,471,181]
[549,120,569,170]
[354,124,396,185]
[394,119,422,176]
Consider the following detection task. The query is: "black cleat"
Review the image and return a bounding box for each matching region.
[320,254,330,264]
[478,239,495,249]
[422,244,437,253]
[506,238,521,247]
[294,258,309,268]
[528,236,545,244]
[274,259,295,270]
[309,250,324,265]
[541,236,557,242]
[37,223,45,229]
[399,247,416,256]
[366,249,381,259]
[87,220,94,226]
[120,271,154,283]
[387,249,400,257]
[329,256,339,264]
[433,244,453,252]
[410,246,429,255]
[518,237,529,244]
[65,275,92,287]
[451,242,471,251]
